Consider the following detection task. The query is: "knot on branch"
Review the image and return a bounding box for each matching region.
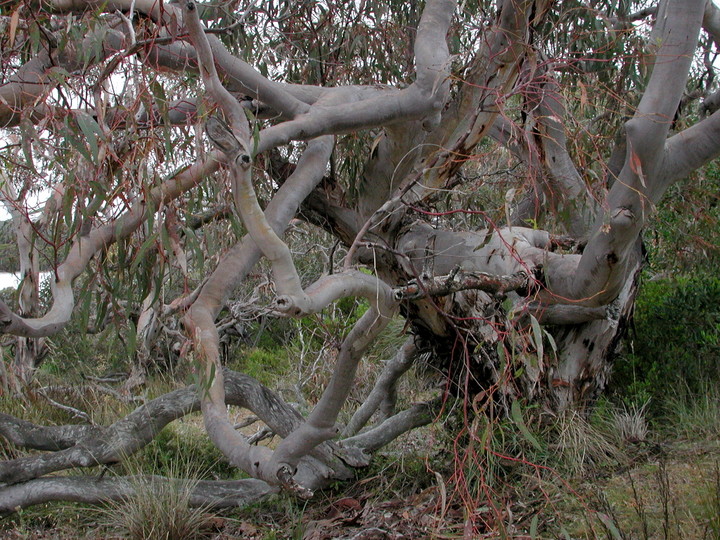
[276,465,314,499]
[0,301,15,332]
[205,116,247,159]
[273,294,312,317]
[610,206,635,228]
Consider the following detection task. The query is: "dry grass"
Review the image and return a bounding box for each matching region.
[612,400,650,443]
[95,462,217,540]
[549,409,628,476]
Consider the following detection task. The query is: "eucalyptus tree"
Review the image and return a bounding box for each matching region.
[1,0,719,516]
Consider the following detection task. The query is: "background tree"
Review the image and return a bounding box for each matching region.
[1,0,719,527]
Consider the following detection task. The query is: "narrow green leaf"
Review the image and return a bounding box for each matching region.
[126,319,137,358]
[95,292,108,331]
[29,22,41,53]
[149,265,164,307]
[62,187,74,229]
[19,121,36,172]
[149,79,167,117]
[78,282,93,331]
[89,180,106,199]
[597,512,623,540]
[160,222,171,252]
[545,330,558,353]
[530,314,543,360]
[145,198,155,234]
[116,230,127,268]
[130,232,159,275]
[76,111,102,164]
[530,514,539,539]
[63,117,92,163]
[497,343,506,363]
[511,400,543,452]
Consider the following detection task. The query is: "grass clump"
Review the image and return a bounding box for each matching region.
[661,384,720,440]
[550,409,628,476]
[124,420,241,480]
[96,461,216,540]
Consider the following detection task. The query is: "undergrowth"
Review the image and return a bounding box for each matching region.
[2,271,720,538]
[94,459,217,540]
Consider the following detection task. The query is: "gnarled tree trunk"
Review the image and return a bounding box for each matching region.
[0,0,718,517]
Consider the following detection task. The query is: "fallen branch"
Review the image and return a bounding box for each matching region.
[0,370,352,486]
[0,476,276,516]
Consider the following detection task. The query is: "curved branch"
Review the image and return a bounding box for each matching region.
[393,270,530,301]
[0,369,339,486]
[342,401,438,454]
[660,106,720,185]
[413,0,454,128]
[254,0,455,154]
[263,274,398,480]
[206,34,311,119]
[186,1,310,309]
[33,0,168,23]
[0,154,222,338]
[343,338,417,437]
[417,0,548,195]
[0,414,100,451]
[530,71,596,236]
[183,2,247,137]
[545,0,705,305]
[0,17,131,128]
[185,137,334,489]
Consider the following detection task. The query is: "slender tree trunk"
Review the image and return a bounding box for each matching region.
[0,177,46,387]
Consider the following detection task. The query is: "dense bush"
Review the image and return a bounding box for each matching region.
[643,163,720,275]
[613,276,720,407]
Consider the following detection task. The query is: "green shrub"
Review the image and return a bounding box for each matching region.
[614,276,720,408]
[227,346,290,387]
[644,162,720,275]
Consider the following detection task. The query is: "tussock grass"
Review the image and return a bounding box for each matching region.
[549,409,629,476]
[611,400,650,444]
[662,384,720,440]
[95,459,217,540]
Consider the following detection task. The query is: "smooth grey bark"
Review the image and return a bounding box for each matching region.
[342,401,437,454]
[526,72,597,237]
[343,338,417,437]
[0,178,45,386]
[543,0,705,306]
[0,414,101,451]
[0,368,436,513]
[0,476,276,516]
